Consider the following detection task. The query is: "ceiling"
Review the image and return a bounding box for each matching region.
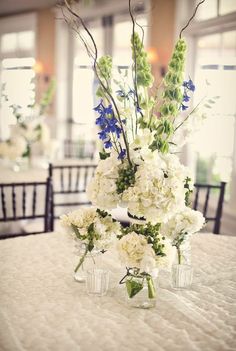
[0,0,57,16]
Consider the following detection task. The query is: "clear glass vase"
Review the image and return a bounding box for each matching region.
[175,240,191,265]
[123,269,158,309]
[86,269,110,296]
[171,264,193,289]
[73,243,102,283]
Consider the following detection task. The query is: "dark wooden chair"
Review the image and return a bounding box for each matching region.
[64,139,96,160]
[0,178,53,239]
[48,163,97,227]
[193,181,226,234]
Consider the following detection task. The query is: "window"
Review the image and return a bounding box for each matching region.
[193,31,236,199]
[0,14,36,140]
[195,0,236,21]
[72,24,103,140]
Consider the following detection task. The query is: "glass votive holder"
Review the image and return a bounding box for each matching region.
[171,264,193,289]
[86,269,110,296]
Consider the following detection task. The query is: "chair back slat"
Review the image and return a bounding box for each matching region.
[12,185,16,219]
[203,187,210,217]
[60,168,64,192]
[32,184,37,216]
[68,167,72,192]
[75,167,80,191]
[193,182,226,234]
[1,185,6,220]
[83,167,89,192]
[0,178,53,239]
[193,187,199,210]
[22,184,26,217]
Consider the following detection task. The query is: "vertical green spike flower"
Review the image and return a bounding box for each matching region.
[96,55,113,98]
[160,38,187,119]
[131,32,154,88]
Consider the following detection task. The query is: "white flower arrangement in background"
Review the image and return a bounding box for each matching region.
[0,79,55,162]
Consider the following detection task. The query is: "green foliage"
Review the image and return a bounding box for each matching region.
[131,32,154,88]
[160,38,187,120]
[121,222,165,258]
[96,55,113,97]
[39,78,56,115]
[116,165,136,194]
[184,176,193,206]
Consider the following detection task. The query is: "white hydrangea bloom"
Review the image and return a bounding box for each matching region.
[60,207,120,250]
[117,232,156,269]
[87,154,121,209]
[160,207,205,241]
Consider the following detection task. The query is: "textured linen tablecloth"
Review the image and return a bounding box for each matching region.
[0,232,236,351]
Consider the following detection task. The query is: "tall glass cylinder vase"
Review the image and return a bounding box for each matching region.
[172,243,193,289]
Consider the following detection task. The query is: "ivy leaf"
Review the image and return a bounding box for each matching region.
[126,280,143,298]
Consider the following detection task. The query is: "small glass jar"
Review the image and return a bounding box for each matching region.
[73,243,102,283]
[123,269,158,309]
[171,264,193,289]
[86,269,110,296]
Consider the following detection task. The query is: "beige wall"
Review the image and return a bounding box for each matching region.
[36,8,55,113]
[149,0,176,82]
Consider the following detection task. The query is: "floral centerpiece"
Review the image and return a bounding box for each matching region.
[61,0,209,303]
[0,79,55,166]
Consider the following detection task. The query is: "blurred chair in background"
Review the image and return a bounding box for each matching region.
[0,178,53,239]
[193,181,226,234]
[64,139,96,160]
[48,163,97,228]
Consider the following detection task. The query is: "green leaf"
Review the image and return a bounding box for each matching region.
[126,279,143,298]
[71,224,81,239]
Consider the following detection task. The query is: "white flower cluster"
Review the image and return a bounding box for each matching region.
[60,207,121,250]
[87,154,121,209]
[0,136,27,160]
[87,145,193,224]
[117,231,175,271]
[160,207,205,241]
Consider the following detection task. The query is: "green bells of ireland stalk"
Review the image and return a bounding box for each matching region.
[150,38,187,154]
[96,55,113,98]
[131,32,154,88]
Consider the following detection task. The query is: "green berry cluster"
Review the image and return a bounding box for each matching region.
[131,32,154,88]
[116,165,136,194]
[96,55,112,97]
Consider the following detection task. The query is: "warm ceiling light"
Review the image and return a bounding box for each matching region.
[33,61,44,74]
[147,47,159,64]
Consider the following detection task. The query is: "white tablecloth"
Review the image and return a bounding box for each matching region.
[0,233,236,351]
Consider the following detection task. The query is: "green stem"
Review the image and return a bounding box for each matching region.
[74,246,89,273]
[177,246,182,265]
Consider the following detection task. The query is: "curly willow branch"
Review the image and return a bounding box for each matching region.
[179,0,206,39]
[63,0,132,165]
